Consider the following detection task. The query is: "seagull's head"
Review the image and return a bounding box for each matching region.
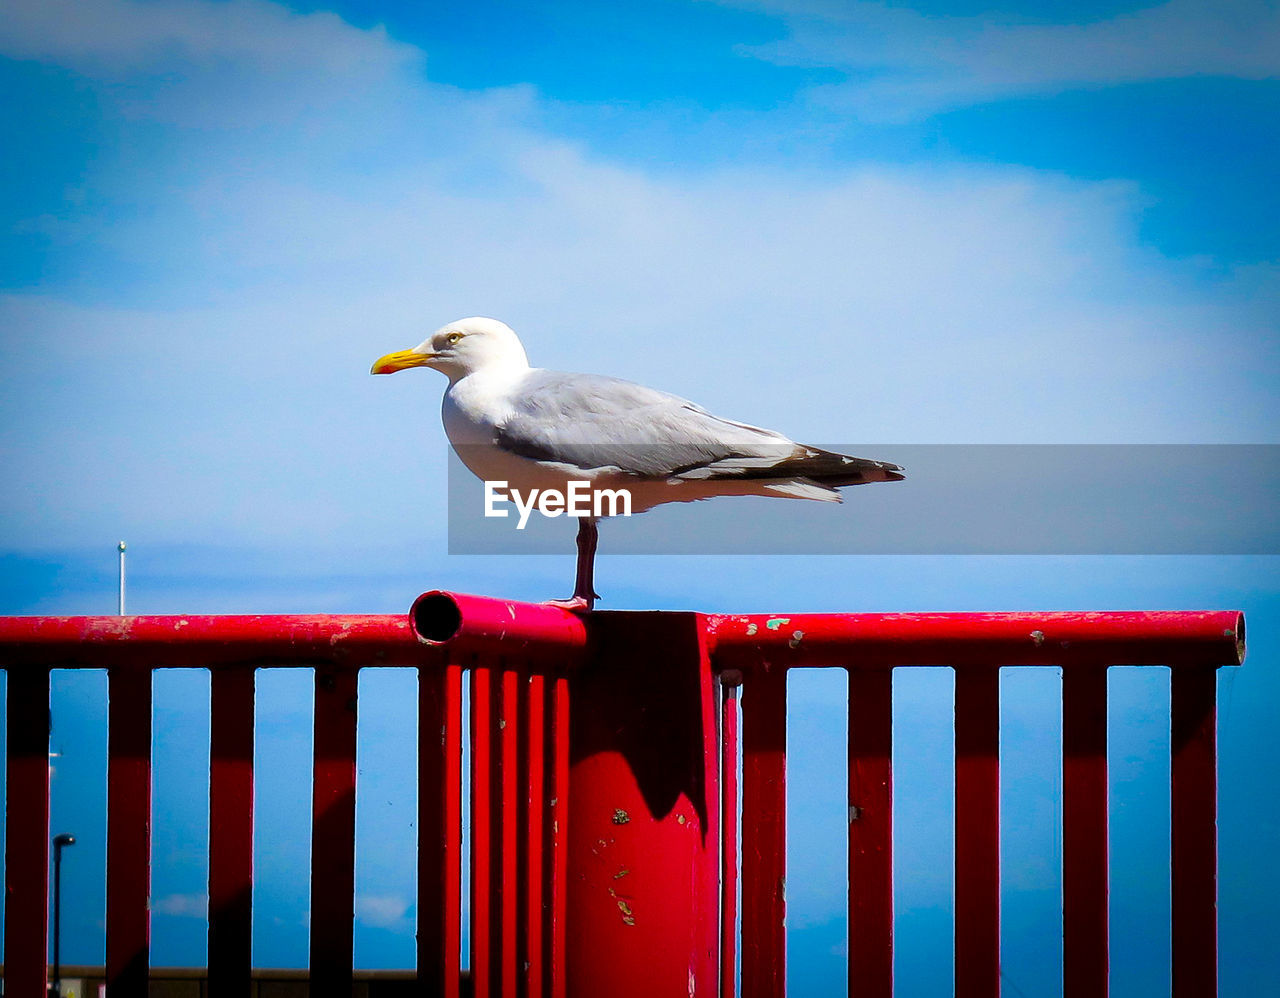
[371,317,530,383]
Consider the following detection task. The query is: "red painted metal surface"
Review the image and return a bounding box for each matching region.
[0,600,1247,998]
[418,655,463,998]
[309,666,358,997]
[521,671,547,998]
[107,667,152,996]
[741,663,787,998]
[3,666,51,996]
[411,591,589,661]
[0,614,417,667]
[471,662,495,998]
[565,613,721,998]
[547,674,570,998]
[707,610,1244,668]
[721,682,741,998]
[208,666,255,995]
[1171,666,1218,998]
[954,666,1000,998]
[499,667,520,998]
[848,667,893,997]
[1062,666,1109,998]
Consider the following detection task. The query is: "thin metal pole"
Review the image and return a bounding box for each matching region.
[53,841,61,996]
[51,834,75,995]
[117,541,126,616]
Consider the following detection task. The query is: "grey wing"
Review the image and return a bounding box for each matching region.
[495,370,904,486]
[495,370,794,477]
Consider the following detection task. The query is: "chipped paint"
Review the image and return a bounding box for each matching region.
[612,808,630,824]
[849,804,861,823]
[789,629,804,649]
[676,814,686,825]
[613,867,630,879]
[746,622,758,636]
[765,617,790,630]
[617,899,633,916]
[1030,629,1046,647]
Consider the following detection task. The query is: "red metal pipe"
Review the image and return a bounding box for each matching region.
[498,667,520,997]
[1062,666,1109,998]
[208,666,255,994]
[954,666,1000,998]
[107,667,153,996]
[741,663,787,998]
[848,667,893,997]
[720,682,740,998]
[522,671,547,998]
[309,666,358,997]
[1171,666,1218,998]
[418,659,463,998]
[3,666,51,997]
[0,614,419,667]
[410,592,589,662]
[546,675,570,998]
[707,610,1244,669]
[471,663,496,998]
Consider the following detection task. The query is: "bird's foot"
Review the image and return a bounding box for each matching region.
[543,594,597,614]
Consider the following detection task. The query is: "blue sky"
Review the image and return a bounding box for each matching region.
[0,0,1277,992]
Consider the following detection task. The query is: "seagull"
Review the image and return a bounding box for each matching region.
[372,317,903,611]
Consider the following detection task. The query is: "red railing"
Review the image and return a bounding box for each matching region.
[0,597,1244,997]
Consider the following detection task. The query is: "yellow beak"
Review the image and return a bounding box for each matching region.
[371,348,434,375]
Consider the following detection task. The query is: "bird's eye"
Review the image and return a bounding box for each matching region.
[447,332,462,345]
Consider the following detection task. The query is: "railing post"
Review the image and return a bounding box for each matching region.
[566,612,720,998]
[4,666,51,997]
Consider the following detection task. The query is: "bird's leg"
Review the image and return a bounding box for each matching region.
[545,517,601,613]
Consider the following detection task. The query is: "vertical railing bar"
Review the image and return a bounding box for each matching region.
[1171,665,1217,998]
[1062,665,1108,998]
[720,679,741,998]
[309,665,358,998]
[499,664,521,998]
[849,666,894,997]
[208,665,256,996]
[106,666,152,997]
[418,654,463,998]
[545,671,570,998]
[3,666,52,996]
[522,668,547,998]
[741,664,787,998]
[954,665,1000,998]
[472,659,495,998]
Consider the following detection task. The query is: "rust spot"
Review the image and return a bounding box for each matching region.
[789,629,805,649]
[1030,629,1046,647]
[612,808,630,825]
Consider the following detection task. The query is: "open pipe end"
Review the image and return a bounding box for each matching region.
[411,591,463,644]
[1234,611,1247,665]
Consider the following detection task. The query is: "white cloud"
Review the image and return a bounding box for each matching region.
[356,893,412,930]
[730,0,1280,120]
[1,0,1275,562]
[0,0,414,77]
[154,891,207,917]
